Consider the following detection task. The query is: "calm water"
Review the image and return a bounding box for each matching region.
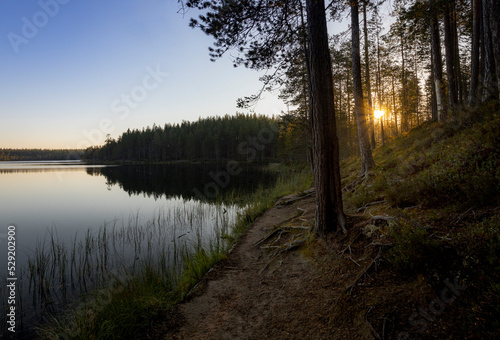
[0,160,278,336]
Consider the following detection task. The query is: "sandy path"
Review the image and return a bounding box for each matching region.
[161,195,339,340]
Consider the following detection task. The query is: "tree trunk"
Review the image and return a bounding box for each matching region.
[305,0,346,235]
[376,17,383,112]
[414,41,420,127]
[430,0,446,121]
[363,2,376,149]
[399,27,408,131]
[469,0,481,107]
[487,0,500,99]
[443,0,459,113]
[375,9,387,114]
[453,6,463,105]
[392,73,398,136]
[482,0,497,101]
[430,58,438,121]
[351,0,375,175]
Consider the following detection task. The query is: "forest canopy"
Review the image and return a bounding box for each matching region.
[81,113,308,163]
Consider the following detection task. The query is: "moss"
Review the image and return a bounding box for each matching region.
[387,220,441,273]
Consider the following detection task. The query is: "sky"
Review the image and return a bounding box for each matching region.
[0,0,289,149]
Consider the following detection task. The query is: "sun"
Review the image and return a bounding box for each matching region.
[374,109,384,119]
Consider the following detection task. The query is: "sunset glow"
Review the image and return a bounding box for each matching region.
[374,109,385,119]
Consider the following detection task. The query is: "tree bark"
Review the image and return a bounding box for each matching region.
[487,0,500,99]
[400,30,408,131]
[443,0,459,113]
[453,6,463,105]
[363,1,376,149]
[469,0,481,107]
[482,0,497,101]
[430,56,438,121]
[430,0,446,121]
[351,0,375,175]
[392,73,398,135]
[305,0,346,235]
[376,14,383,114]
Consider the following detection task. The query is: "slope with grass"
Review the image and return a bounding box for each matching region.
[339,103,500,338]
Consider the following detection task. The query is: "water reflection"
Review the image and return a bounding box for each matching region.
[88,163,278,202]
[0,161,278,337]
[0,160,107,174]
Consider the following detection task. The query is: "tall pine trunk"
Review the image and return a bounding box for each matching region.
[351,0,375,176]
[305,0,346,235]
[400,31,409,131]
[443,0,459,113]
[469,0,481,107]
[482,0,497,101]
[363,2,376,149]
[430,0,446,121]
[487,0,500,98]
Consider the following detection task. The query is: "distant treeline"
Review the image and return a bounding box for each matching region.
[0,149,83,161]
[82,113,308,162]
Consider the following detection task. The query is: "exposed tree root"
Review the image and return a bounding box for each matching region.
[258,231,312,274]
[330,247,382,312]
[254,225,309,246]
[277,191,315,207]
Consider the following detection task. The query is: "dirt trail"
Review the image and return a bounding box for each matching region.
[160,193,347,339]
[159,193,417,340]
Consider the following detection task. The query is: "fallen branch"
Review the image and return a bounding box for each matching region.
[403,204,421,210]
[368,211,395,222]
[366,242,394,247]
[356,200,387,213]
[370,215,395,221]
[366,307,382,340]
[349,256,361,267]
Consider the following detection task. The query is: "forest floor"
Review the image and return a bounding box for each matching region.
[155,191,452,340]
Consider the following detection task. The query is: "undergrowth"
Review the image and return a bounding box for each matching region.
[341,102,500,336]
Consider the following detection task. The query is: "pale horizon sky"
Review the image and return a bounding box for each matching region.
[0,1,391,150]
[0,0,289,149]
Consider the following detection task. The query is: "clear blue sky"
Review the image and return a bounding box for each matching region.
[0,0,287,149]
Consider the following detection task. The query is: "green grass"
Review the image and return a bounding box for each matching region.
[343,103,500,211]
[342,105,500,272]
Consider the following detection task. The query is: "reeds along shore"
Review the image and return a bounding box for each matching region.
[0,165,312,338]
[0,202,237,336]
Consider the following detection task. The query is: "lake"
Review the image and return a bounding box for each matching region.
[0,160,278,336]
